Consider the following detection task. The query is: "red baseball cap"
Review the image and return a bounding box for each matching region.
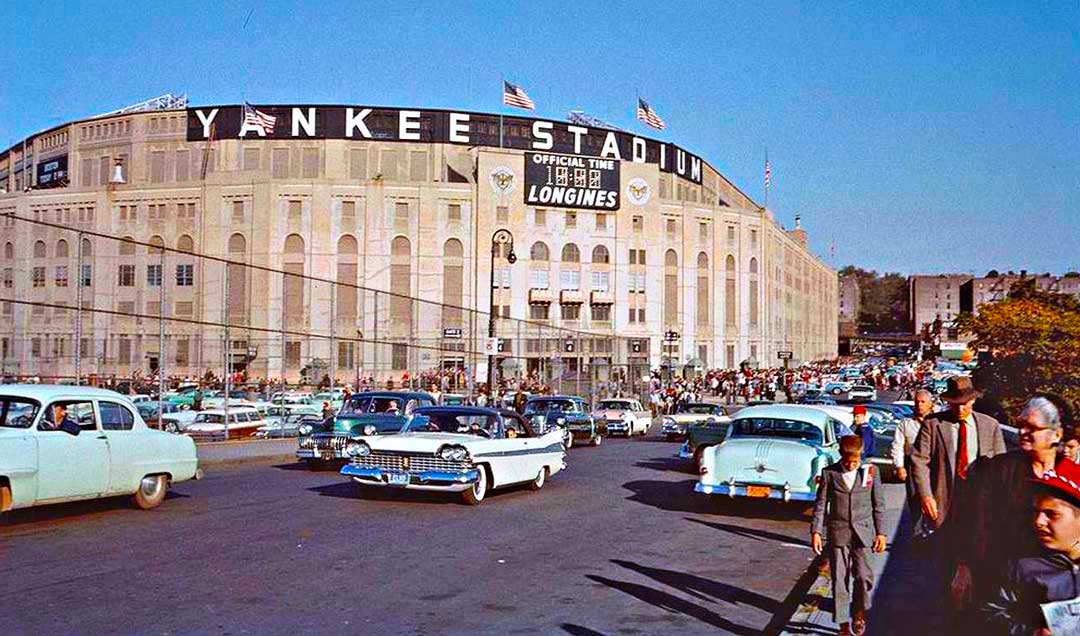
[1033,460,1080,509]
[852,405,867,415]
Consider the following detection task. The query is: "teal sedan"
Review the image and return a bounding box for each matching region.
[695,404,844,503]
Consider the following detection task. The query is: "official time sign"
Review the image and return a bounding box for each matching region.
[524,152,619,210]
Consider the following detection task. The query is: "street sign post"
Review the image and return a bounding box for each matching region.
[777,351,793,360]
[442,328,463,339]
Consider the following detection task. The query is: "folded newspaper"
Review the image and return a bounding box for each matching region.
[1041,598,1080,634]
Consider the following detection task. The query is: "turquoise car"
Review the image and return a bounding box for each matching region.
[695,404,844,503]
[296,391,435,467]
[0,385,201,515]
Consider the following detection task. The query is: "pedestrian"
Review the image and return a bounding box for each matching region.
[851,405,876,461]
[891,389,936,522]
[812,435,888,636]
[983,457,1080,635]
[321,401,335,421]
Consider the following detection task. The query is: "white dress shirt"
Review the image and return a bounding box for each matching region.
[891,417,923,467]
[841,467,859,491]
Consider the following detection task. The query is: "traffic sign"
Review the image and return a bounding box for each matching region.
[564,340,575,353]
[630,341,642,354]
[777,351,793,360]
[663,330,680,342]
[442,328,463,338]
[483,337,499,355]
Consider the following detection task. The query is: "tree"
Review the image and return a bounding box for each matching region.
[838,266,910,333]
[955,278,1080,419]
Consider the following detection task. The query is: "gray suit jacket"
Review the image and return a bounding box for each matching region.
[910,410,1006,529]
[812,462,886,547]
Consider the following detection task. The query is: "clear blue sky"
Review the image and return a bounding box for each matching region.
[3,1,1077,276]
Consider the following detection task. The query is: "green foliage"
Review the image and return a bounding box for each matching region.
[955,278,1080,419]
[838,266,910,333]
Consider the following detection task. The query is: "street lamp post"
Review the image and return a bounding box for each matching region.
[487,229,516,396]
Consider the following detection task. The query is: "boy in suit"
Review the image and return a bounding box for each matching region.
[813,435,888,636]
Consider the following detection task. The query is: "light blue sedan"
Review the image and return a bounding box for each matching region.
[695,404,844,502]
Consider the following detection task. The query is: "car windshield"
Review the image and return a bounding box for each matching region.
[0,397,41,428]
[406,412,498,437]
[678,404,717,414]
[194,413,233,424]
[524,399,576,414]
[852,385,873,391]
[731,417,824,444]
[598,400,634,410]
[340,396,405,415]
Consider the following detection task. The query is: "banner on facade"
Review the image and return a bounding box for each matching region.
[523,152,620,211]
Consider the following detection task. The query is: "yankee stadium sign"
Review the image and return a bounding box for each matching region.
[186,105,703,185]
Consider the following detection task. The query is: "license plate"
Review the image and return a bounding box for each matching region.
[746,485,771,498]
[387,472,409,487]
[320,451,335,461]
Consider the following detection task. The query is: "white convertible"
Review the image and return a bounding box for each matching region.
[0,385,201,515]
[339,406,565,505]
[592,398,652,437]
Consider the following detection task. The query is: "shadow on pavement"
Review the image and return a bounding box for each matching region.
[560,624,610,636]
[273,460,345,472]
[585,574,759,635]
[0,490,188,528]
[685,517,809,546]
[612,558,781,613]
[634,456,693,474]
[864,507,948,634]
[622,478,709,514]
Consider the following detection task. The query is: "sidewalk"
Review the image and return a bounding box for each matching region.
[196,438,298,467]
[780,482,946,635]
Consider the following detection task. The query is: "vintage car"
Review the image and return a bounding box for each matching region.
[848,384,879,402]
[0,385,201,515]
[522,395,600,447]
[340,406,565,505]
[696,404,847,502]
[183,405,268,442]
[296,391,435,467]
[592,398,652,437]
[677,413,733,467]
[256,409,323,439]
[661,403,727,441]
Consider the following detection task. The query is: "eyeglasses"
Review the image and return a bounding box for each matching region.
[1019,425,1055,435]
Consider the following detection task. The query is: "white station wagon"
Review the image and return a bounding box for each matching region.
[0,385,201,515]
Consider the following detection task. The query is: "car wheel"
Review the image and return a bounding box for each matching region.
[591,435,602,447]
[528,467,548,491]
[462,465,488,505]
[132,474,168,510]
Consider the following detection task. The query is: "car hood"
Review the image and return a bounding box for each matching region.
[707,437,829,488]
[594,409,630,419]
[670,413,716,422]
[366,433,481,453]
[331,414,405,435]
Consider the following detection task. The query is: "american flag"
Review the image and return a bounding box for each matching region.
[764,159,772,190]
[502,81,535,110]
[636,98,666,130]
[243,102,277,135]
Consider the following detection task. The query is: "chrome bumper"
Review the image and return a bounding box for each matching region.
[296,448,346,460]
[340,464,480,492]
[694,481,815,502]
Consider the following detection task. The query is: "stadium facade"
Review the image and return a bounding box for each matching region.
[0,103,838,382]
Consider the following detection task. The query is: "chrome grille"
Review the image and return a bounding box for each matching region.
[352,451,470,473]
[299,435,348,450]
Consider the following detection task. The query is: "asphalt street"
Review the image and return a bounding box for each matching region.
[1,426,818,636]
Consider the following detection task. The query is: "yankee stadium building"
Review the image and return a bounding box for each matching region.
[0,102,838,382]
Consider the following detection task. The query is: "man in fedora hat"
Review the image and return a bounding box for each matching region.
[911,376,1006,613]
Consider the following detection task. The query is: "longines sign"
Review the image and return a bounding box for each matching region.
[186,105,703,184]
[524,152,619,210]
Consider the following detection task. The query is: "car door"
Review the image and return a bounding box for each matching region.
[34,399,110,502]
[98,400,140,495]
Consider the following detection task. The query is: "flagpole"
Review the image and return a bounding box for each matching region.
[499,76,504,149]
[764,147,769,209]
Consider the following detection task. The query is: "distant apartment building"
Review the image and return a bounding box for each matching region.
[838,274,860,337]
[909,274,971,337]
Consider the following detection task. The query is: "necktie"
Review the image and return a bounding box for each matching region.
[957,418,970,479]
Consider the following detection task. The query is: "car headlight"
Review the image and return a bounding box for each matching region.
[346,441,371,457]
[438,445,469,462]
[298,424,313,436]
[556,417,566,425]
[662,417,675,426]
[363,424,377,436]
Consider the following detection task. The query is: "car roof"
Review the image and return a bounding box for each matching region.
[0,384,136,403]
[526,395,582,401]
[680,402,720,408]
[351,391,434,399]
[731,404,834,428]
[415,405,500,417]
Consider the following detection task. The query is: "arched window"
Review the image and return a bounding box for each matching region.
[591,245,610,264]
[3,242,13,259]
[561,243,580,263]
[283,234,305,335]
[147,235,165,255]
[33,240,47,259]
[55,239,69,258]
[81,238,93,258]
[119,236,136,257]
[390,236,412,335]
[697,252,710,327]
[725,255,737,327]
[336,234,358,324]
[442,239,464,327]
[749,257,758,274]
[227,233,247,321]
[284,234,304,255]
[530,241,549,261]
[664,249,679,326]
[177,235,194,253]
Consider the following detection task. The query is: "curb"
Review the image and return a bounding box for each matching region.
[779,558,833,634]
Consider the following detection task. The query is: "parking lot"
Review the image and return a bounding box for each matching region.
[1,428,818,636]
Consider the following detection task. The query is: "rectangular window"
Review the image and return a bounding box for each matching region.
[175,301,193,317]
[562,304,580,320]
[118,264,135,287]
[565,211,577,228]
[285,341,301,367]
[534,208,546,226]
[81,264,92,287]
[175,150,190,181]
[591,304,611,322]
[408,151,427,181]
[177,202,196,220]
[560,269,581,290]
[629,306,636,322]
[147,264,162,286]
[591,271,610,292]
[727,225,736,244]
[751,229,758,248]
[232,200,245,223]
[2,267,12,288]
[80,338,91,358]
[288,199,302,222]
[666,218,676,236]
[391,343,408,370]
[302,148,320,178]
[117,301,135,315]
[272,148,290,178]
[175,339,189,365]
[380,149,399,181]
[529,304,549,320]
[637,307,645,322]
[146,301,161,316]
[596,213,607,231]
[32,267,46,287]
[55,266,68,287]
[243,147,260,171]
[633,216,643,233]
[341,200,356,222]
[149,151,166,183]
[176,264,194,286]
[699,222,709,241]
[496,206,509,223]
[32,338,41,357]
[395,201,409,221]
[349,149,367,180]
[338,342,355,370]
[448,203,461,221]
[118,339,132,364]
[529,269,550,289]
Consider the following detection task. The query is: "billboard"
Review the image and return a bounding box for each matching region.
[524,152,620,210]
[36,155,68,188]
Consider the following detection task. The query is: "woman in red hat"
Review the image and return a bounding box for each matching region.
[984,457,1080,634]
